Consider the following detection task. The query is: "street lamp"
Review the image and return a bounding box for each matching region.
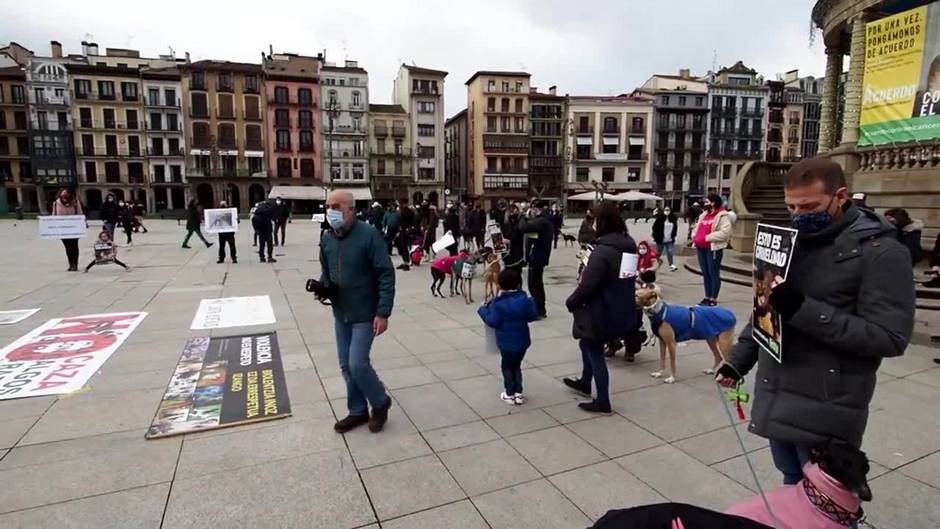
[325,99,339,202]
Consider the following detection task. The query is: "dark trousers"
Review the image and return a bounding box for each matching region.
[395,235,410,265]
[769,439,812,485]
[696,248,724,299]
[218,233,236,262]
[385,228,398,255]
[183,228,209,247]
[257,229,273,260]
[500,348,527,395]
[423,232,436,255]
[123,223,133,244]
[61,239,79,270]
[85,257,128,271]
[273,222,286,246]
[528,265,546,316]
[579,339,609,405]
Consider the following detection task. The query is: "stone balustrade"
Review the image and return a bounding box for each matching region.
[857,144,940,172]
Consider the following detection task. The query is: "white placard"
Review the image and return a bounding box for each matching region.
[312,213,325,223]
[0,312,147,399]
[618,252,639,279]
[38,215,87,240]
[190,296,276,330]
[204,208,238,234]
[0,309,40,325]
[431,232,456,254]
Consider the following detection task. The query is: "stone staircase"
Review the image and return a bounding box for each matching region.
[744,184,789,226]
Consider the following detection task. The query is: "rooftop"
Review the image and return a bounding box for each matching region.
[717,60,758,76]
[402,64,448,77]
[264,53,320,80]
[465,70,530,85]
[445,108,468,125]
[369,103,407,114]
[141,66,181,80]
[184,60,262,74]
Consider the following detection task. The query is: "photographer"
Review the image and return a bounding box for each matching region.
[318,190,396,434]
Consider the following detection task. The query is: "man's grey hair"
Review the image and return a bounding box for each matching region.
[327,190,355,209]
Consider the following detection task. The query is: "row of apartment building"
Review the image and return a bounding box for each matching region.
[445,62,824,210]
[0,41,448,213]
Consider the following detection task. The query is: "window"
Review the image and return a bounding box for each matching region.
[274,86,289,105]
[275,109,289,128]
[244,95,260,119]
[575,167,589,182]
[603,117,617,133]
[191,71,206,90]
[661,95,670,106]
[353,117,362,131]
[74,79,91,98]
[299,110,313,129]
[218,123,236,149]
[602,142,617,154]
[487,157,497,171]
[627,167,640,182]
[128,136,140,157]
[154,165,166,182]
[487,97,495,112]
[515,99,523,113]
[418,145,435,158]
[500,98,509,112]
[121,82,138,101]
[218,94,234,118]
[81,134,95,155]
[351,91,361,108]
[167,113,178,131]
[128,162,144,183]
[327,90,338,107]
[148,88,160,106]
[126,109,138,129]
[150,137,164,156]
[103,109,116,129]
[217,72,232,91]
[418,101,435,113]
[418,124,435,137]
[11,85,25,104]
[276,130,290,151]
[487,80,495,92]
[418,168,434,180]
[244,75,259,93]
[376,159,386,175]
[298,88,312,106]
[486,116,497,132]
[602,167,615,182]
[352,163,364,180]
[695,96,704,106]
[191,122,210,147]
[105,161,120,183]
[500,116,510,132]
[165,88,176,107]
[246,125,262,150]
[576,144,591,160]
[190,93,208,117]
[300,130,314,151]
[578,116,590,133]
[168,137,180,154]
[248,157,262,175]
[98,81,115,100]
[632,117,644,133]
[515,81,522,92]
[300,159,314,178]
[84,161,97,182]
[277,158,292,178]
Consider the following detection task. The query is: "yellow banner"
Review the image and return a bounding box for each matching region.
[861,6,928,127]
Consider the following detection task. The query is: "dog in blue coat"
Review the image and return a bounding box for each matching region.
[636,287,736,384]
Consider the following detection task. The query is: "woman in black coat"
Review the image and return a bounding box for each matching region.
[651,207,679,271]
[562,201,638,414]
[885,207,923,265]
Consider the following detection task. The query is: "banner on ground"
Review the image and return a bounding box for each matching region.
[38,215,87,240]
[751,224,798,363]
[146,332,291,438]
[0,312,147,399]
[204,208,238,234]
[0,309,40,325]
[860,3,940,145]
[190,296,276,330]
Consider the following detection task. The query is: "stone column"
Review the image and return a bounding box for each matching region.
[842,13,870,145]
[818,45,844,153]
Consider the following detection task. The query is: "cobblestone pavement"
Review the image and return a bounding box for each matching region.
[0,218,937,528]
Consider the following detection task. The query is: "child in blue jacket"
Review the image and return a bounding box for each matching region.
[478,269,539,405]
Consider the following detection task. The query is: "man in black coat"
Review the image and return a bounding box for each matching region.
[100,194,121,238]
[503,204,525,272]
[272,198,290,246]
[518,200,554,318]
[443,206,460,256]
[395,202,416,270]
[251,200,276,263]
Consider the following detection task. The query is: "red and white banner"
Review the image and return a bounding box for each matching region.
[0,312,147,400]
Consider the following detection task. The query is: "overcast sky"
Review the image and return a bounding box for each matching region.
[3,0,825,116]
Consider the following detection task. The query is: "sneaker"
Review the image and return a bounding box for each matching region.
[260,257,267,263]
[368,396,392,433]
[232,259,238,264]
[513,393,525,405]
[669,265,678,272]
[206,242,214,248]
[563,377,592,396]
[333,414,369,433]
[698,298,710,306]
[267,257,277,263]
[578,400,612,414]
[501,392,516,405]
[663,376,676,384]
[650,371,663,379]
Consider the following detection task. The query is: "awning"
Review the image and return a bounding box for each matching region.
[576,137,593,145]
[611,190,663,202]
[269,185,327,200]
[628,137,645,146]
[567,191,619,202]
[602,137,619,146]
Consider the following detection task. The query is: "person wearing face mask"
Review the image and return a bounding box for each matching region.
[652,206,679,271]
[318,190,396,434]
[182,199,214,250]
[503,204,525,272]
[883,207,923,266]
[692,194,733,306]
[251,199,275,262]
[578,209,597,246]
[100,193,120,238]
[118,200,134,246]
[52,188,84,271]
[716,156,915,488]
[272,198,290,247]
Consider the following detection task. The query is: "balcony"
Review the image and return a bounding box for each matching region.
[374,125,388,137]
[190,79,207,91]
[185,167,267,178]
[189,108,210,119]
[146,147,185,157]
[715,106,738,117]
[78,147,145,158]
[412,87,440,96]
[740,108,764,118]
[602,126,620,136]
[242,110,263,121]
[332,125,366,135]
[392,126,406,137]
[789,117,801,125]
[243,82,260,94]
[29,120,70,131]
[709,148,763,160]
[483,173,528,190]
[145,98,181,109]
[483,85,526,94]
[629,127,646,135]
[245,141,264,151]
[370,147,412,157]
[216,109,237,120]
[31,94,69,106]
[347,103,366,112]
[77,120,140,131]
[146,122,182,132]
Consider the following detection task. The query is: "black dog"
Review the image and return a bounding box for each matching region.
[811,438,872,502]
[562,233,577,247]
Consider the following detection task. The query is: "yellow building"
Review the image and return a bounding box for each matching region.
[368,104,412,203]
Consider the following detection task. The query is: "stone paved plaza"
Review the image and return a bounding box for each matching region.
[0,218,938,529]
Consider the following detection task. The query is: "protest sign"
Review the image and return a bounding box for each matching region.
[618,253,639,279]
[486,221,506,253]
[38,215,87,240]
[146,332,291,438]
[0,309,40,325]
[94,242,116,265]
[0,312,147,399]
[431,232,455,254]
[752,223,798,363]
[204,208,238,234]
[191,296,276,330]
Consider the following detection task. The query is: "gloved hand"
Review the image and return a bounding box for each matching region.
[769,279,805,320]
[715,362,742,388]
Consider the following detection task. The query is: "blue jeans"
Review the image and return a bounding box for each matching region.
[335,319,387,416]
[769,439,812,485]
[579,340,609,405]
[500,348,526,395]
[696,248,723,299]
[660,241,675,267]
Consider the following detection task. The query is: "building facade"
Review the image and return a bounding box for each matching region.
[0,64,31,212]
[566,95,654,198]
[393,65,446,206]
[142,67,186,211]
[783,85,804,162]
[264,52,321,188]
[639,70,709,209]
[785,71,823,159]
[321,61,370,199]
[368,104,411,202]
[706,61,768,196]
[466,71,530,205]
[181,60,267,211]
[528,87,565,201]
[444,108,468,202]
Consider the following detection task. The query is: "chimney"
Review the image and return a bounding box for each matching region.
[50,41,62,58]
[345,60,358,68]
[185,51,191,64]
[269,44,274,57]
[81,40,89,56]
[87,42,99,55]
[679,68,690,79]
[549,85,556,95]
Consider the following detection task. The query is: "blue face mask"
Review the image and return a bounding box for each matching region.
[790,196,835,234]
[327,209,345,230]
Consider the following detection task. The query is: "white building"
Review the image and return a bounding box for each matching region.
[392,64,447,206]
[321,60,370,199]
[142,67,186,211]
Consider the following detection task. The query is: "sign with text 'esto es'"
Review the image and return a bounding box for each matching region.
[146,332,291,439]
[751,224,798,363]
[0,312,147,399]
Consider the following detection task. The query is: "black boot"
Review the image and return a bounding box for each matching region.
[369,396,392,433]
[578,400,612,414]
[333,414,369,433]
[563,377,591,396]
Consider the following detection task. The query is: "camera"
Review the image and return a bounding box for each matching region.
[305,279,338,305]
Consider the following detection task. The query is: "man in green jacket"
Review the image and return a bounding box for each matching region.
[320,190,396,433]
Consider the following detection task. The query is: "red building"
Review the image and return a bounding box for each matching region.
[263,52,321,191]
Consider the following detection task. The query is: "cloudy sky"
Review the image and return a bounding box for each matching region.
[3,0,825,116]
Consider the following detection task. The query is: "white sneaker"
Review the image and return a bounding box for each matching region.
[669,265,678,272]
[664,376,676,384]
[513,393,525,405]
[650,371,663,379]
[702,367,715,375]
[500,392,515,405]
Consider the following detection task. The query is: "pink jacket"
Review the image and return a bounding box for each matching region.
[431,253,466,274]
[726,463,861,529]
